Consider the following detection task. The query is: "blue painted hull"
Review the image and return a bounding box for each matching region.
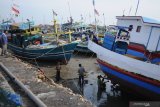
[98,59,160,100]
[126,49,147,60]
[151,58,160,64]
[8,43,78,62]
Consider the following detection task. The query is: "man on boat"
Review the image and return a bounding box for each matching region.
[93,34,98,44]
[0,30,8,56]
[78,64,86,87]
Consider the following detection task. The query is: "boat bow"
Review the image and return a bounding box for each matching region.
[88,40,160,81]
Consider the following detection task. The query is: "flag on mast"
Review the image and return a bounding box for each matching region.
[12,7,20,16]
[12,3,20,17]
[52,10,57,16]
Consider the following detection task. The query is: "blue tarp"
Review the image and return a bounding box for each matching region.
[0,89,23,106]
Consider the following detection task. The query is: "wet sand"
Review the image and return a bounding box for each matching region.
[42,53,100,80]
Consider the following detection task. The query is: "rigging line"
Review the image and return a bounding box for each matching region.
[72,50,79,57]
[67,1,72,18]
[34,59,40,69]
[10,46,56,60]
[135,0,140,16]
[62,45,67,64]
[34,46,57,60]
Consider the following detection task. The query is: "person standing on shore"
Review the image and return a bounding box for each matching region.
[0,31,2,49]
[78,64,86,87]
[0,30,8,56]
[56,62,61,82]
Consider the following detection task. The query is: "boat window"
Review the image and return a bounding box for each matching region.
[120,31,128,37]
[118,29,129,37]
[136,26,141,32]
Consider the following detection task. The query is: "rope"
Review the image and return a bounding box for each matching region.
[9,43,71,71]
[61,45,67,64]
[9,43,57,60]
[34,59,40,68]
[34,47,56,59]
[9,45,57,71]
[89,53,95,59]
[72,50,80,57]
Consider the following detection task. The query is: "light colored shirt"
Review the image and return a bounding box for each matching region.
[1,33,8,44]
[78,67,85,76]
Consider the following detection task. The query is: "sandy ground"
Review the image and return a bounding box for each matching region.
[38,53,109,106]
[42,53,101,80]
[0,50,94,107]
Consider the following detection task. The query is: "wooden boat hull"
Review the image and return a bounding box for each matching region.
[88,40,160,100]
[8,43,78,62]
[97,59,160,100]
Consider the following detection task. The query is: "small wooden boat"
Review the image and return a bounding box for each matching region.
[8,32,78,63]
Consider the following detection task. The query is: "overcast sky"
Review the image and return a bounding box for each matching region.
[1,0,160,25]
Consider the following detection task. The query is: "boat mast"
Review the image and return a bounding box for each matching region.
[128,6,132,16]
[67,1,72,20]
[67,1,72,43]
[103,13,106,31]
[135,0,140,16]
[52,9,58,43]
[92,0,98,37]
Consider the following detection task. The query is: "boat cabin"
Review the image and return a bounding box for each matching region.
[103,26,130,54]
[116,16,160,52]
[9,29,43,48]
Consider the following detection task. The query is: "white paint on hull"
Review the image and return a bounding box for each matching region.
[88,40,160,81]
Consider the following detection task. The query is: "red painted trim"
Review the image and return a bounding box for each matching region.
[97,59,160,87]
[128,43,160,59]
[146,52,160,60]
[128,43,146,53]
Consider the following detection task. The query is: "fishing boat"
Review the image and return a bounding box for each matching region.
[7,29,78,63]
[60,30,94,53]
[88,16,160,100]
[72,30,103,53]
